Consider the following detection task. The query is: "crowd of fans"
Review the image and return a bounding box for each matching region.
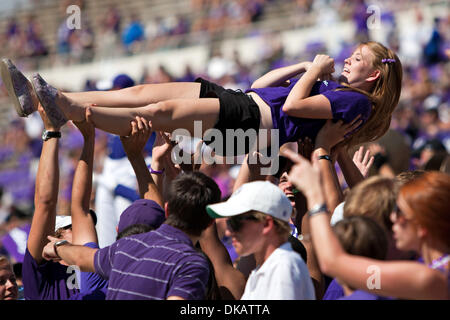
[2,0,437,66]
[0,0,449,302]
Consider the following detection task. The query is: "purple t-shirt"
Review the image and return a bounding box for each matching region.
[22,248,80,300]
[1,223,31,263]
[323,278,344,300]
[69,242,108,300]
[94,223,210,300]
[324,278,392,300]
[338,290,389,300]
[246,79,372,146]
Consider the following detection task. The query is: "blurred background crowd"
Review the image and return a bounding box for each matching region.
[0,0,448,288]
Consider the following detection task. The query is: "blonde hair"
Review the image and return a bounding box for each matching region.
[250,211,292,239]
[343,176,398,232]
[339,41,403,148]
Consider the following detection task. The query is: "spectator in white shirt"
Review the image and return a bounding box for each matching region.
[206,180,315,300]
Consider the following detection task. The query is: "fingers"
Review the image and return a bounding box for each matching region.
[192,139,204,168]
[131,116,152,140]
[354,146,364,163]
[135,116,144,132]
[47,235,59,242]
[130,120,138,136]
[85,107,93,123]
[280,148,306,165]
[160,132,173,145]
[362,149,371,165]
[366,155,375,170]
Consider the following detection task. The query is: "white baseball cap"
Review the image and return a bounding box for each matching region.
[206,181,293,222]
[54,215,72,232]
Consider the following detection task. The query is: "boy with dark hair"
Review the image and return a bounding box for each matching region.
[42,171,221,300]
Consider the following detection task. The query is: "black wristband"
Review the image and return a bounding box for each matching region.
[318,155,332,161]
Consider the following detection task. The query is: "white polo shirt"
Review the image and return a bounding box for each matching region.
[241,242,316,300]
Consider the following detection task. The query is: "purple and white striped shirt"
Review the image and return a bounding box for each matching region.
[94,224,210,300]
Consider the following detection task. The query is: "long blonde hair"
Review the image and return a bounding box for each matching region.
[339,41,403,148]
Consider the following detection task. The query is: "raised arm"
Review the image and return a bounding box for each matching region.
[250,61,311,89]
[27,105,62,264]
[120,116,163,207]
[282,150,449,300]
[71,108,98,245]
[313,117,362,213]
[150,131,176,198]
[199,221,246,300]
[282,55,334,118]
[233,152,268,192]
[336,146,366,188]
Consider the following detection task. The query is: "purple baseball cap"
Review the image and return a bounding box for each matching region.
[112,74,135,89]
[117,199,165,233]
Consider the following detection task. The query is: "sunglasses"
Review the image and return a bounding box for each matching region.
[226,214,259,232]
[391,203,414,226]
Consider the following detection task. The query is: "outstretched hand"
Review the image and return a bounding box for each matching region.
[352,145,374,178]
[315,115,363,152]
[152,131,175,162]
[280,149,322,200]
[120,116,152,158]
[178,138,203,173]
[73,106,95,138]
[42,235,62,262]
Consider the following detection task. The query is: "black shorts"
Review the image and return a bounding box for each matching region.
[195,77,261,155]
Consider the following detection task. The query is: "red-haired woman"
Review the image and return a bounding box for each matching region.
[283,150,449,300]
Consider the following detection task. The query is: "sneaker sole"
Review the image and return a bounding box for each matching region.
[0,59,27,117]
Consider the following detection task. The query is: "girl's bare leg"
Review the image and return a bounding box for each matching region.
[63,82,202,108]
[55,91,220,137]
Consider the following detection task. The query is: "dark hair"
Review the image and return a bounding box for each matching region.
[333,216,388,260]
[272,156,291,179]
[116,224,153,240]
[13,263,22,280]
[166,172,221,236]
[288,235,307,263]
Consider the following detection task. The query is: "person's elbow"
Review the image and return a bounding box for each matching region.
[282,100,302,115]
[317,257,333,276]
[317,251,340,277]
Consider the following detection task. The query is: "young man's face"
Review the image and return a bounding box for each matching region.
[224,213,266,257]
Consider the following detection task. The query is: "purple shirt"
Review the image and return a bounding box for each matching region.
[338,290,389,300]
[323,278,344,300]
[325,278,392,300]
[246,79,372,146]
[22,249,80,300]
[1,223,31,263]
[69,242,108,300]
[94,224,210,300]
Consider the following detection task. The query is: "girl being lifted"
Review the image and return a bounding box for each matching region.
[1,41,402,156]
